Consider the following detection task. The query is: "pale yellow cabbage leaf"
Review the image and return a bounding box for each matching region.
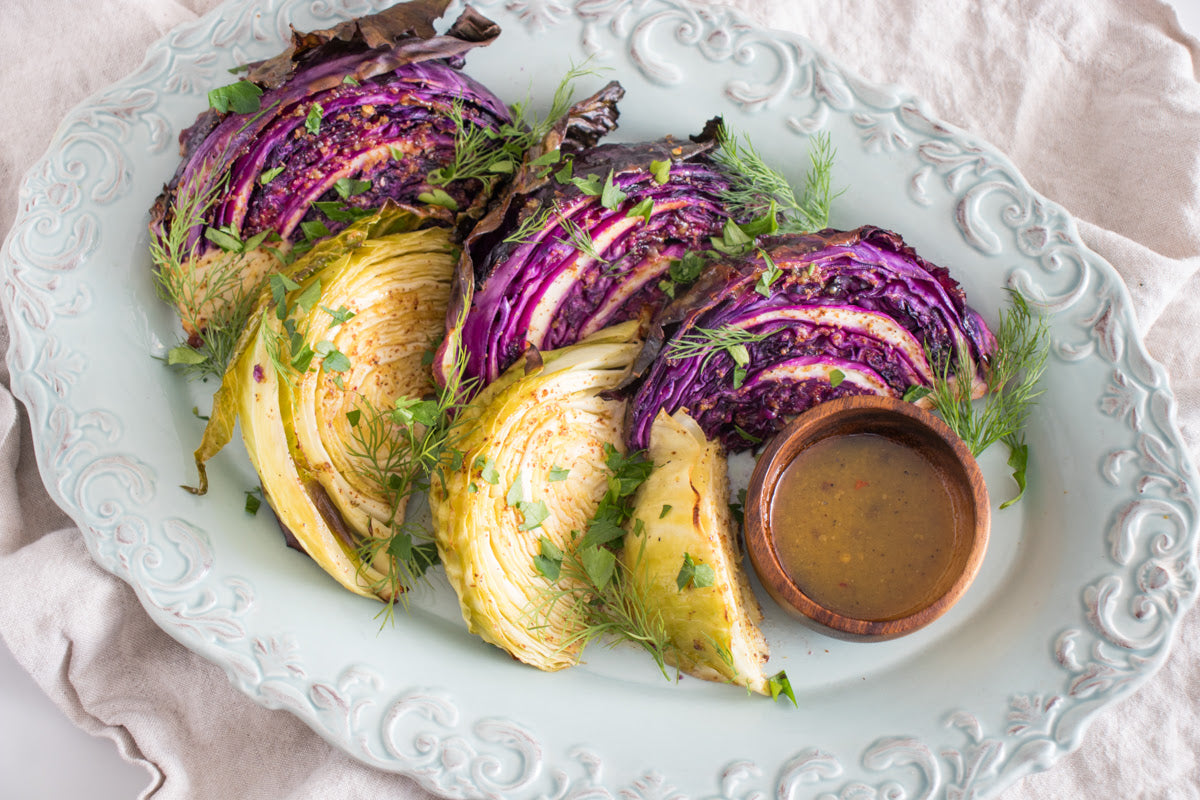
[624,409,772,694]
[430,322,642,671]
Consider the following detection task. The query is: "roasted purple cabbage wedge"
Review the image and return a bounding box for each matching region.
[625,226,998,452]
[435,101,740,394]
[150,0,509,338]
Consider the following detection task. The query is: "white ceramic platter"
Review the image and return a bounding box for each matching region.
[4,1,1197,798]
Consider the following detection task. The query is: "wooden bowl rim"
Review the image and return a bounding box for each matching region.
[744,395,991,642]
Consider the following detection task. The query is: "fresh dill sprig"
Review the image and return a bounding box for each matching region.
[502,203,556,245]
[512,58,607,143]
[163,287,259,381]
[427,98,516,190]
[667,324,775,388]
[712,123,839,233]
[504,201,610,266]
[429,59,605,193]
[528,444,675,677]
[797,131,838,231]
[152,100,290,381]
[552,533,676,678]
[150,173,268,381]
[559,213,608,264]
[668,325,774,361]
[344,393,446,613]
[925,291,1049,455]
[924,290,1049,506]
[347,320,479,619]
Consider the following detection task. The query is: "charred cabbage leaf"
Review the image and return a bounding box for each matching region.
[625,226,997,451]
[150,0,508,338]
[624,409,771,693]
[435,94,740,393]
[193,207,456,600]
[429,321,643,671]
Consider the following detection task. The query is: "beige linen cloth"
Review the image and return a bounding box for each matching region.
[1,0,1198,797]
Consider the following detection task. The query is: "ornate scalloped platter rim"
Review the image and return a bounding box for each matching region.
[2,1,1198,799]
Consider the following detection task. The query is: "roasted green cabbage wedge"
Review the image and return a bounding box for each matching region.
[193,207,455,600]
[430,321,642,670]
[624,409,771,694]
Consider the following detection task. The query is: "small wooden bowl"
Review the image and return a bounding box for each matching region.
[744,395,990,641]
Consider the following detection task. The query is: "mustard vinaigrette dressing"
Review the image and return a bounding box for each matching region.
[768,432,961,621]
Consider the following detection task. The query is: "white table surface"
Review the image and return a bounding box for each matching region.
[3,2,1199,799]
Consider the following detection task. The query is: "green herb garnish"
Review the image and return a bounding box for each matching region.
[768,670,797,706]
[734,425,762,445]
[321,304,356,326]
[1000,438,1029,509]
[710,217,756,256]
[429,60,603,193]
[202,225,242,252]
[668,325,773,383]
[312,201,369,223]
[167,345,208,367]
[925,290,1049,507]
[475,455,501,485]
[304,102,323,135]
[729,488,747,528]
[259,166,285,185]
[150,177,260,381]
[754,248,782,297]
[315,341,350,373]
[244,487,263,515]
[502,203,556,246]
[300,219,331,241]
[334,177,371,199]
[649,159,671,184]
[676,553,716,591]
[293,278,322,314]
[530,445,674,677]
[560,214,608,263]
[571,173,604,196]
[344,305,479,617]
[600,169,628,210]
[208,80,262,114]
[554,158,575,184]
[503,468,550,532]
[669,251,712,284]
[533,537,564,580]
[627,197,654,224]
[712,123,838,233]
[418,188,459,211]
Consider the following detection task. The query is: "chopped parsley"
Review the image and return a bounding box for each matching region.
[208,80,262,114]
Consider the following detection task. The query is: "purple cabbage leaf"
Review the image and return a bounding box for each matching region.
[150,0,510,342]
[435,106,747,394]
[624,226,998,452]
